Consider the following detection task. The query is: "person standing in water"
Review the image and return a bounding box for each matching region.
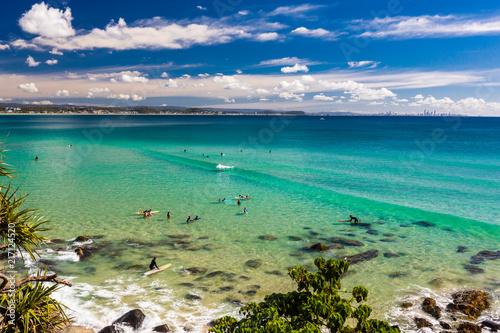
[150,257,159,270]
[237,199,241,206]
[167,211,171,219]
[34,156,39,161]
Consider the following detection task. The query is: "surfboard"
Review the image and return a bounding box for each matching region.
[136,211,160,215]
[338,220,350,222]
[234,197,249,200]
[144,263,171,276]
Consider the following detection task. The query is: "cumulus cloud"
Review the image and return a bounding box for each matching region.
[281,64,309,73]
[313,94,335,101]
[291,27,339,40]
[255,32,279,41]
[18,83,39,93]
[19,2,75,38]
[49,47,63,55]
[301,75,315,82]
[0,44,10,50]
[275,79,309,92]
[26,17,251,51]
[348,61,380,69]
[161,72,169,78]
[356,14,500,39]
[236,70,242,74]
[213,76,252,91]
[56,89,69,96]
[31,100,53,105]
[163,79,179,88]
[238,10,249,16]
[198,73,209,78]
[255,88,270,94]
[181,74,191,79]
[26,55,40,67]
[319,80,396,100]
[278,92,304,102]
[224,97,235,103]
[107,93,144,101]
[46,58,58,65]
[121,74,148,83]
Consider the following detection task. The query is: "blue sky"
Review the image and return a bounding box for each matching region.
[1,0,500,114]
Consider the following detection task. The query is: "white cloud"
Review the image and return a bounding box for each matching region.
[213,76,252,91]
[238,11,249,16]
[163,79,179,88]
[193,83,206,87]
[224,97,235,103]
[275,80,309,92]
[319,79,396,100]
[46,59,58,65]
[357,15,500,39]
[26,55,40,67]
[27,17,251,51]
[161,72,169,78]
[414,94,424,99]
[0,98,12,101]
[259,97,269,101]
[368,101,384,105]
[255,88,270,94]
[348,61,380,69]
[281,64,309,73]
[121,74,148,83]
[197,6,207,10]
[0,44,10,50]
[31,100,53,105]
[301,75,315,82]
[278,92,304,102]
[49,47,63,55]
[19,2,75,38]
[291,27,339,40]
[198,73,210,78]
[182,74,191,79]
[56,89,69,97]
[268,4,325,18]
[255,32,279,41]
[236,70,242,74]
[18,83,39,93]
[313,94,335,101]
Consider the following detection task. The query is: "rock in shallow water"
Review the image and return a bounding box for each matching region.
[463,264,484,274]
[469,250,500,264]
[259,235,277,241]
[412,221,436,227]
[112,309,145,330]
[245,259,263,268]
[344,250,378,264]
[422,297,441,319]
[414,317,433,329]
[329,237,364,246]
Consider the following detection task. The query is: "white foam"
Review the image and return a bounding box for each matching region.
[216,164,234,169]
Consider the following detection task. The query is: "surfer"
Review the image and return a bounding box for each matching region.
[186,216,193,223]
[349,215,359,223]
[194,215,200,221]
[149,257,159,270]
[217,198,221,202]
[34,156,38,161]
[242,207,248,214]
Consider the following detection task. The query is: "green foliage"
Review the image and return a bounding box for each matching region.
[210,258,400,333]
[0,279,69,333]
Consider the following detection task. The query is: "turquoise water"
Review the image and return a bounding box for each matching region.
[1,115,499,332]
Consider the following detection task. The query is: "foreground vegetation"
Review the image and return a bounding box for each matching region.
[210,258,400,333]
[0,140,72,332]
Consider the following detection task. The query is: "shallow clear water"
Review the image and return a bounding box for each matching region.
[1,115,499,332]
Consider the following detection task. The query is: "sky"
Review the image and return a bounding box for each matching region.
[1,0,500,115]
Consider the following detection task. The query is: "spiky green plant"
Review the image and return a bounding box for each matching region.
[0,279,69,333]
[0,184,50,260]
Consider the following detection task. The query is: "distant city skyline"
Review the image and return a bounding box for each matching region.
[1,0,500,115]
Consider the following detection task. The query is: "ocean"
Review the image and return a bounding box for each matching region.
[1,114,499,332]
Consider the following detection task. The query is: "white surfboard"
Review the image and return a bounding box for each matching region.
[144,263,171,276]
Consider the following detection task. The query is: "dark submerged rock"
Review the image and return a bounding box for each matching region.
[351,222,371,229]
[344,250,378,264]
[414,317,433,329]
[383,233,394,237]
[245,259,263,268]
[383,252,400,258]
[469,250,500,264]
[389,271,407,278]
[413,221,436,227]
[112,309,145,330]
[288,236,302,241]
[401,302,413,309]
[366,230,379,235]
[457,246,468,253]
[186,267,207,274]
[481,320,500,331]
[168,234,190,239]
[422,297,441,319]
[185,293,202,300]
[329,237,364,246]
[380,238,397,242]
[258,235,277,241]
[463,264,484,274]
[206,271,225,278]
[74,236,90,242]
